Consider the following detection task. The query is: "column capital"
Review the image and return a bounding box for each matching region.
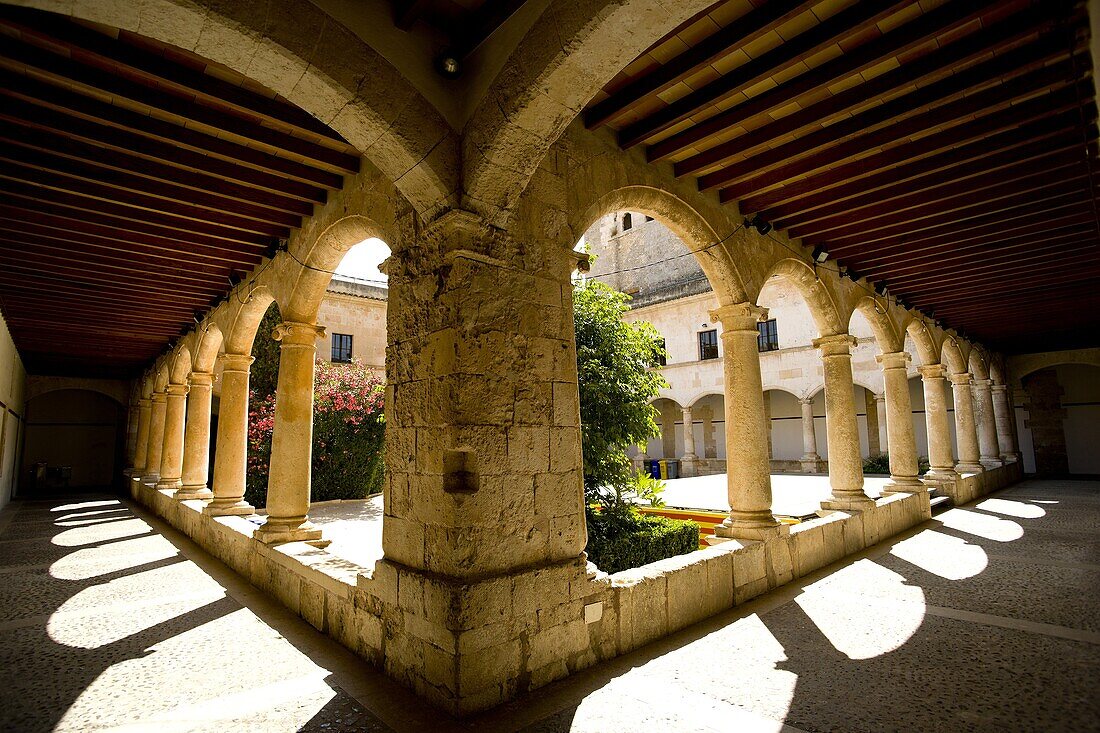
[151,390,168,403]
[876,351,911,370]
[273,320,327,346]
[990,383,1008,394]
[165,383,190,397]
[681,406,693,417]
[917,363,948,380]
[188,372,215,388]
[971,378,993,388]
[219,352,255,372]
[798,395,814,405]
[138,397,151,408]
[709,302,767,332]
[812,333,857,357]
[949,372,973,386]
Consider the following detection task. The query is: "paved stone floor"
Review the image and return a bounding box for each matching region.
[1,479,1097,732]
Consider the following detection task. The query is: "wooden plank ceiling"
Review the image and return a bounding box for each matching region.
[0,6,360,378]
[584,0,1100,353]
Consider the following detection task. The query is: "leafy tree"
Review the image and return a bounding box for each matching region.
[573,279,667,513]
[249,302,282,401]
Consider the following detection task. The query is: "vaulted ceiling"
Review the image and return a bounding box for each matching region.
[0,5,360,377]
[584,0,1100,353]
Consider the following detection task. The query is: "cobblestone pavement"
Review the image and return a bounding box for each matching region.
[1,479,1097,732]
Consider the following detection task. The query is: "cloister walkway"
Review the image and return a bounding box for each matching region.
[1,479,1097,732]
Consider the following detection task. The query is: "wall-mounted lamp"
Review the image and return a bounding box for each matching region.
[744,214,772,235]
[811,245,829,263]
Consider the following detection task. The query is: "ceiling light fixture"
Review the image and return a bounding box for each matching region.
[744,215,772,235]
[811,245,829,263]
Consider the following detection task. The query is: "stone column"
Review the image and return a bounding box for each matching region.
[131,397,151,474]
[176,372,215,500]
[254,321,326,545]
[710,303,785,539]
[156,382,189,490]
[865,391,882,455]
[874,393,887,452]
[990,384,1019,461]
[877,352,923,493]
[798,396,822,473]
[814,334,873,510]
[143,390,167,482]
[950,373,985,473]
[917,364,957,483]
[205,354,255,516]
[633,442,649,474]
[971,378,1003,468]
[680,406,697,477]
[124,403,140,469]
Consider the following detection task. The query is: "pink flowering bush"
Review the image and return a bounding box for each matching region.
[245,358,385,507]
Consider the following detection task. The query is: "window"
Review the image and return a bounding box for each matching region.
[331,333,353,363]
[698,329,718,360]
[655,337,667,367]
[622,212,632,230]
[757,318,779,352]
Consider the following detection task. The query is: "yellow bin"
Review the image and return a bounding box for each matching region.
[658,459,668,479]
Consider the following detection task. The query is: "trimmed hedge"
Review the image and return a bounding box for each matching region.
[586,509,699,575]
[862,452,932,476]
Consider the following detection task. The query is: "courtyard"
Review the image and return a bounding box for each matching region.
[2,479,1096,732]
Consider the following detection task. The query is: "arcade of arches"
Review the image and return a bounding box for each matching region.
[0,0,1098,720]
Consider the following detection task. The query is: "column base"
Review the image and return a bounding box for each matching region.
[680,456,697,478]
[980,457,1004,469]
[155,478,182,490]
[881,476,926,494]
[174,486,213,501]
[203,498,256,517]
[1000,453,1020,463]
[799,455,824,474]
[253,516,324,545]
[141,472,159,485]
[955,462,985,474]
[714,516,790,541]
[820,494,875,511]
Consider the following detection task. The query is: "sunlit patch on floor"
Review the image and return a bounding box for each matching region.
[975,498,1046,519]
[890,529,988,580]
[937,508,1024,542]
[49,534,180,581]
[52,518,151,547]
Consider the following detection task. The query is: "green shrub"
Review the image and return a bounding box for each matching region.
[585,508,699,574]
[862,453,891,474]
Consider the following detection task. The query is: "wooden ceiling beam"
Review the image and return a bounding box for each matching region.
[619,0,912,149]
[0,188,272,247]
[585,0,818,130]
[730,83,1090,209]
[884,239,1098,288]
[648,0,1018,162]
[0,39,359,173]
[696,40,1079,190]
[0,165,291,237]
[0,122,320,213]
[813,175,1089,250]
[758,109,1090,222]
[0,7,347,145]
[0,148,304,228]
[0,71,345,189]
[715,63,1081,200]
[794,153,1087,242]
[0,272,213,308]
[672,5,1076,176]
[904,268,1100,306]
[0,203,270,260]
[0,97,330,202]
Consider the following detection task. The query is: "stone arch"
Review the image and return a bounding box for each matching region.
[24,378,128,406]
[941,338,968,375]
[761,385,804,401]
[221,285,277,355]
[1009,348,1100,382]
[969,348,991,380]
[153,362,170,391]
[850,296,903,353]
[279,214,394,322]
[168,345,192,384]
[904,319,940,366]
[462,0,716,224]
[686,391,725,409]
[192,323,224,374]
[570,185,749,305]
[11,0,458,218]
[756,259,845,337]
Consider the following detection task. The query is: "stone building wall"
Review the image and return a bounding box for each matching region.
[0,311,25,511]
[315,279,389,371]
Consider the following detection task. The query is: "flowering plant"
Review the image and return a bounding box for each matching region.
[245,358,385,507]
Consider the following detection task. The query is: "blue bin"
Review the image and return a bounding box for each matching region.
[648,459,661,479]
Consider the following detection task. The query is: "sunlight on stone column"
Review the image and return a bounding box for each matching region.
[975,498,1046,519]
[797,560,925,659]
[890,529,987,580]
[937,508,1024,542]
